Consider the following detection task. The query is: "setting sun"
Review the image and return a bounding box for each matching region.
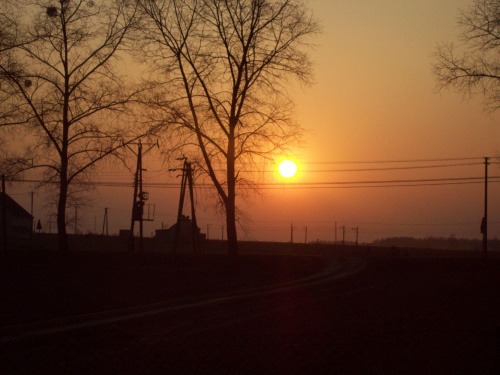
[278,160,297,178]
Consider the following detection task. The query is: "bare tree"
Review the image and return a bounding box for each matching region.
[434,0,500,111]
[0,1,23,63]
[0,1,25,127]
[139,0,318,255]
[0,0,145,252]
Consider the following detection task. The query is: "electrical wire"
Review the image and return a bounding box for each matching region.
[293,162,484,173]
[232,162,485,173]
[301,157,485,164]
[8,175,500,189]
[20,158,487,178]
[257,176,498,186]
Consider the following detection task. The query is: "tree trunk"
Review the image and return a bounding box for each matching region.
[57,136,69,253]
[226,132,238,256]
[57,177,68,253]
[226,190,237,256]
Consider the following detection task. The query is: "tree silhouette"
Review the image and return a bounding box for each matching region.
[0,1,27,128]
[139,0,318,255]
[434,0,500,111]
[0,0,144,252]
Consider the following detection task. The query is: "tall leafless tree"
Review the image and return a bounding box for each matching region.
[0,1,23,66]
[0,1,26,127]
[0,0,145,252]
[434,0,500,111]
[139,0,318,255]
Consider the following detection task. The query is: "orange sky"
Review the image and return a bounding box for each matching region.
[10,0,500,244]
[243,0,500,243]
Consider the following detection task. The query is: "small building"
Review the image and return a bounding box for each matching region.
[0,192,33,237]
[119,229,132,237]
[155,215,206,244]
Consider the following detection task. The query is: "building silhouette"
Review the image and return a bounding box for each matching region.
[155,215,206,244]
[0,192,33,237]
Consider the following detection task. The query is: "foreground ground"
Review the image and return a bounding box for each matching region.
[1,248,499,374]
[0,251,326,326]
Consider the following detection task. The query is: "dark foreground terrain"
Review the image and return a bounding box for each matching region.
[1,248,499,374]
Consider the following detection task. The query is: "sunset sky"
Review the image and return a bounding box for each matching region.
[10,0,500,244]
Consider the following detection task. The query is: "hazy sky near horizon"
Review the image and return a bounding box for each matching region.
[247,0,500,243]
[11,0,500,244]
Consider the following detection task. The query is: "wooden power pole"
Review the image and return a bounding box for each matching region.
[125,139,157,251]
[171,159,200,253]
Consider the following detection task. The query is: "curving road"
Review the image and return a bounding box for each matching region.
[1,255,499,374]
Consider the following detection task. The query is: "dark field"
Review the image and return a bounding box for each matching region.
[0,250,326,326]
[1,244,500,374]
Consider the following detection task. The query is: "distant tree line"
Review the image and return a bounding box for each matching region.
[372,236,500,251]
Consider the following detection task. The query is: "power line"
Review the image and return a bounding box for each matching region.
[8,175,500,189]
[234,162,484,173]
[86,161,496,176]
[253,176,500,186]
[301,157,485,165]
[20,158,488,177]
[297,162,483,172]
[236,162,484,173]
[253,180,500,190]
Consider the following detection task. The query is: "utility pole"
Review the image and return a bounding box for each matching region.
[134,141,143,250]
[481,157,490,257]
[173,158,187,252]
[102,207,109,236]
[171,159,200,253]
[290,224,307,244]
[207,224,209,240]
[354,227,359,246]
[125,139,157,251]
[334,221,337,244]
[339,225,345,246]
[186,161,199,251]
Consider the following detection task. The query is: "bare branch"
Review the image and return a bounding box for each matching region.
[0,0,145,252]
[433,0,500,111]
[139,0,318,254]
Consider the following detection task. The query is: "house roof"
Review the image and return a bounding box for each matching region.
[155,216,201,235]
[0,192,33,219]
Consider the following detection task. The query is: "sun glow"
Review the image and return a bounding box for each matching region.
[278,160,297,178]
